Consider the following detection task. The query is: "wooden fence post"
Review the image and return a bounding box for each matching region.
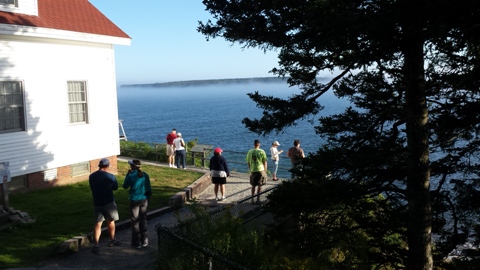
[1,182,9,209]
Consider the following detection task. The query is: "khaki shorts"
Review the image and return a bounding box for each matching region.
[166,144,175,156]
[250,171,267,186]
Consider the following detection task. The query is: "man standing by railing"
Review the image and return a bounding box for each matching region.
[165,128,177,167]
[245,139,267,205]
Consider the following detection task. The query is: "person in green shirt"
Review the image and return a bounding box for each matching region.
[245,139,268,204]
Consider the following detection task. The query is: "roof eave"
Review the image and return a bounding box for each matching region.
[0,23,131,46]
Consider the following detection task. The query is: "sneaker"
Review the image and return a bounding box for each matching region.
[108,239,121,247]
[221,197,226,201]
[142,242,149,248]
[91,245,100,254]
[215,197,219,201]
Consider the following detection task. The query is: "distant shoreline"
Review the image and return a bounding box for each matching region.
[120,77,289,88]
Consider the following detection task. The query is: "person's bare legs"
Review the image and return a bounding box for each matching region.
[168,155,174,167]
[220,184,225,198]
[256,186,262,203]
[107,220,116,240]
[214,184,219,199]
[93,221,103,245]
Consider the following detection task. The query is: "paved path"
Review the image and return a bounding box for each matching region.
[10,162,282,270]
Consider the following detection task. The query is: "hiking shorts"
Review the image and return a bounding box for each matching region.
[94,201,119,223]
[166,144,175,156]
[250,171,267,186]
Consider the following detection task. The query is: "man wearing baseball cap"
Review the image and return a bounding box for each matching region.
[89,158,121,253]
[270,141,283,181]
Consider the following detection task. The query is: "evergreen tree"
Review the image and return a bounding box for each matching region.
[199,1,480,269]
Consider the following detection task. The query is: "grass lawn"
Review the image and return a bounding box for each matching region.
[0,161,204,269]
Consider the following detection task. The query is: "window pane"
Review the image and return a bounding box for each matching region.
[68,81,88,124]
[0,81,25,133]
[71,162,90,177]
[0,0,17,6]
[5,119,13,129]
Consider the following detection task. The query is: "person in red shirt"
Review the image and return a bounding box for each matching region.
[165,128,177,167]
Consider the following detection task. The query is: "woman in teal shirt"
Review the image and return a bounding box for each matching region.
[123,159,152,248]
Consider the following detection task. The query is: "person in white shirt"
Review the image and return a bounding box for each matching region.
[270,141,283,181]
[173,133,186,169]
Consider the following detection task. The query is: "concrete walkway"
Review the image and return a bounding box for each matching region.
[9,159,282,270]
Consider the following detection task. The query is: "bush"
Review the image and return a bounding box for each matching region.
[120,139,203,165]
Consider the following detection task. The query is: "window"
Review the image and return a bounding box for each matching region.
[0,0,17,7]
[71,162,90,177]
[8,175,26,192]
[0,81,25,133]
[68,81,89,124]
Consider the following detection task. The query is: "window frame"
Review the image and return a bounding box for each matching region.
[0,0,18,7]
[8,175,27,192]
[71,161,90,177]
[67,81,89,125]
[0,80,26,134]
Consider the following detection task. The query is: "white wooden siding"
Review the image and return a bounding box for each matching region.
[0,0,37,16]
[0,35,120,177]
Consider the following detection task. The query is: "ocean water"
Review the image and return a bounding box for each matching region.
[117,81,349,176]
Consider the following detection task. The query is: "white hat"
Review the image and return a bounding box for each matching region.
[177,133,182,137]
[273,141,280,146]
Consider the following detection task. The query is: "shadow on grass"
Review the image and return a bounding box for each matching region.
[0,161,203,269]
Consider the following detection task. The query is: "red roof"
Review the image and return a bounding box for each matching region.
[0,0,130,39]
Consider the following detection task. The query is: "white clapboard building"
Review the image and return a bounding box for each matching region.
[0,0,130,192]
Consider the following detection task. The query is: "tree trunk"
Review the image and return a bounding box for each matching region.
[403,23,433,270]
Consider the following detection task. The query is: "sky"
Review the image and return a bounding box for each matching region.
[89,1,281,86]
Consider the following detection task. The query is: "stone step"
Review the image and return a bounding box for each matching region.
[0,211,9,223]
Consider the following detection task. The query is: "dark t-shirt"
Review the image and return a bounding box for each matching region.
[209,155,230,175]
[287,146,305,165]
[89,170,118,207]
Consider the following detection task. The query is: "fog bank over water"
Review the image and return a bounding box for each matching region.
[117,78,350,157]
[120,77,290,88]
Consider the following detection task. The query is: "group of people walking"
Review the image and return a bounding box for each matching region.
[209,138,305,204]
[88,158,152,254]
[88,133,306,253]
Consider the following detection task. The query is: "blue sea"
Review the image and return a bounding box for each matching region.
[117,80,349,176]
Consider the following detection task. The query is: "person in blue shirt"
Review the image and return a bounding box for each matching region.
[123,159,152,249]
[89,158,121,254]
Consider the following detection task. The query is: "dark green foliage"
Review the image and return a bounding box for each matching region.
[120,139,203,166]
[120,141,162,161]
[157,205,324,269]
[199,1,480,269]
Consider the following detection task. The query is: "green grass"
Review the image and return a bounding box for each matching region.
[0,161,203,269]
